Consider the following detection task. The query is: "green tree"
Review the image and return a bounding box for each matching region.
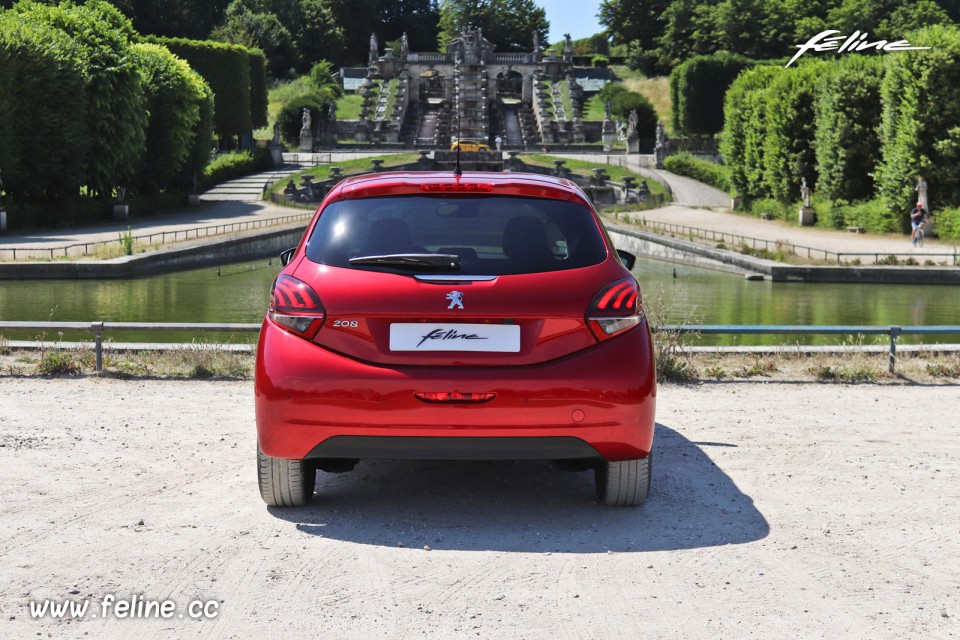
[437,0,548,52]
[599,0,670,52]
[209,0,298,76]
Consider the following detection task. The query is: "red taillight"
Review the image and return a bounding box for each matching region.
[268,274,325,339]
[419,183,495,192]
[586,277,645,342]
[414,392,497,404]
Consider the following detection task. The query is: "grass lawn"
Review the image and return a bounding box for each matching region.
[269,153,421,196]
[520,154,670,199]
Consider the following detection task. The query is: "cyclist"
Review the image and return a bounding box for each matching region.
[910,202,927,244]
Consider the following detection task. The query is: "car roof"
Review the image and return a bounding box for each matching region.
[327,171,592,204]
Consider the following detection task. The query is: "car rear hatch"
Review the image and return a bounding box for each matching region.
[290,262,626,366]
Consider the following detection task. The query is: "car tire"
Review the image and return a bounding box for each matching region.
[257,442,316,507]
[595,453,652,507]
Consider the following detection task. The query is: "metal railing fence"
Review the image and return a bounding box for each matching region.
[1,213,312,261]
[3,321,959,375]
[658,324,960,373]
[638,220,960,265]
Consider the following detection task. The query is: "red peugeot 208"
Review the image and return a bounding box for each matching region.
[255,171,657,507]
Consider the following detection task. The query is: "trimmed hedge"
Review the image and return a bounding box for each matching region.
[814,56,883,203]
[0,11,89,198]
[663,153,731,193]
[132,43,212,193]
[720,65,780,200]
[17,1,147,196]
[876,25,960,226]
[155,36,252,139]
[202,149,272,187]
[761,63,823,203]
[670,52,754,136]
[248,47,268,130]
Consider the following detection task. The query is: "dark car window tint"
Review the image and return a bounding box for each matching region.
[304,195,607,275]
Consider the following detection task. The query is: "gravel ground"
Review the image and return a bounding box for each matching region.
[1,377,958,639]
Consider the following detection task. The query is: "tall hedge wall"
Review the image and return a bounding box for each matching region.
[0,13,88,198]
[720,65,780,199]
[671,52,755,137]
[761,62,823,202]
[16,0,147,196]
[155,36,252,138]
[132,43,213,193]
[876,25,960,225]
[814,56,883,203]
[248,47,268,130]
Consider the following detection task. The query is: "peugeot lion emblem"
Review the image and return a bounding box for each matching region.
[446,291,464,310]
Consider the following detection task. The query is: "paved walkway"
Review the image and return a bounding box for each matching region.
[0,154,955,266]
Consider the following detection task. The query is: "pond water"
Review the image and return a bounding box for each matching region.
[1,257,957,346]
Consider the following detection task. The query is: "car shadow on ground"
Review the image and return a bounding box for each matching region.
[267,423,769,554]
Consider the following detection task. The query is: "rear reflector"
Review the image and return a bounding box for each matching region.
[420,183,495,192]
[414,392,497,404]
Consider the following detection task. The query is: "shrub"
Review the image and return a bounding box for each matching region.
[202,149,272,186]
[663,152,732,192]
[276,90,337,148]
[37,351,82,376]
[671,51,755,137]
[597,83,658,137]
[933,207,960,239]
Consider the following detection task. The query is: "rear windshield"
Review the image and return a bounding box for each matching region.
[303,195,607,275]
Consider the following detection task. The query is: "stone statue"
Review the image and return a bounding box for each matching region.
[800,177,811,208]
[627,109,638,136]
[655,121,666,149]
[604,100,612,121]
[401,32,409,55]
[369,33,378,52]
[301,107,311,134]
[565,33,572,52]
[916,176,928,210]
[533,29,540,52]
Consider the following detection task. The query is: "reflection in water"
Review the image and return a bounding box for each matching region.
[0,258,956,345]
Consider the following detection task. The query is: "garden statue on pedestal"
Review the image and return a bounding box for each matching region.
[299,107,313,152]
[799,177,815,226]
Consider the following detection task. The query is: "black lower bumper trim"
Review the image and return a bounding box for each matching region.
[305,436,603,461]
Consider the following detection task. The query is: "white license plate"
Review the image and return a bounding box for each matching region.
[389,323,520,352]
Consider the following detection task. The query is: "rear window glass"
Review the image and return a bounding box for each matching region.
[303,195,607,275]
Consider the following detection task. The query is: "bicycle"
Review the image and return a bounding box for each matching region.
[912,217,926,248]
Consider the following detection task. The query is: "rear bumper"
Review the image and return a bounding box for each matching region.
[255,319,657,462]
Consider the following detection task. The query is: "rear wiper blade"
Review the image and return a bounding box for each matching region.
[348,253,461,270]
